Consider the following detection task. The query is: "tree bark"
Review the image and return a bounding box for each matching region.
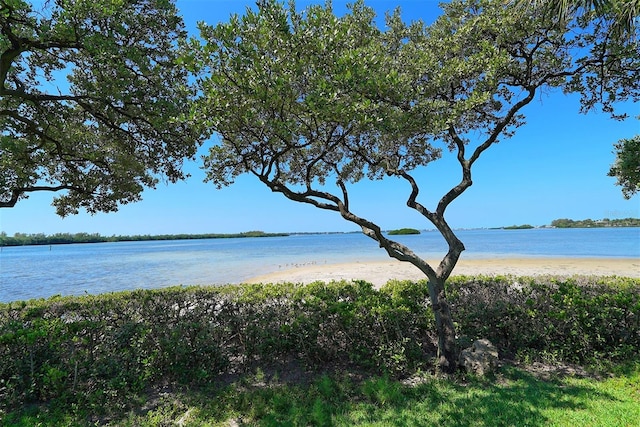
[429,276,457,373]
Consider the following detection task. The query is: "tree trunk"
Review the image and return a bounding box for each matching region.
[430,277,457,373]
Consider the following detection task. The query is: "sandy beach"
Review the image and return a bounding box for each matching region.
[247,257,640,288]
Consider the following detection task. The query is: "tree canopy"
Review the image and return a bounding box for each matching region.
[185,0,639,371]
[0,0,204,215]
[608,135,640,199]
[514,0,639,39]
[187,0,638,278]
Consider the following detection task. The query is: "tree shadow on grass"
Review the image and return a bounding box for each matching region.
[1,364,625,426]
[393,367,599,426]
[177,364,623,427]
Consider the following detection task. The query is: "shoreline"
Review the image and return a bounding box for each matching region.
[247,257,640,288]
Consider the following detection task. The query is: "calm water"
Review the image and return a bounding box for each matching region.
[1,227,638,302]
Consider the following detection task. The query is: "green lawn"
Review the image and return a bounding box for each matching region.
[4,363,638,426]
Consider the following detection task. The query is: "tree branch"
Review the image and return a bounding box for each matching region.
[436,128,472,216]
[0,184,82,208]
[399,169,465,280]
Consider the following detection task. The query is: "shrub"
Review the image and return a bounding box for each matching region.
[1,275,638,412]
[449,275,640,363]
[0,280,435,411]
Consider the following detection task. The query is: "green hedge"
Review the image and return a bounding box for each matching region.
[449,275,640,363]
[1,276,638,411]
[0,280,434,410]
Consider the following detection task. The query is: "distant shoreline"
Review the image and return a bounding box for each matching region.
[0,231,289,247]
[1,220,638,247]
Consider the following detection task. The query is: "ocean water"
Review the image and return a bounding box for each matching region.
[1,227,638,302]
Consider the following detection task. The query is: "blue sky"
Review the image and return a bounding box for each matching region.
[1,0,638,236]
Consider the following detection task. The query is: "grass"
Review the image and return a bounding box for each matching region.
[3,362,638,426]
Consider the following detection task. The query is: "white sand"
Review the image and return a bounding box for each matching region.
[247,258,640,288]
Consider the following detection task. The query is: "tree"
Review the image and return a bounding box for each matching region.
[514,0,638,39]
[0,0,204,215]
[185,0,639,372]
[609,135,640,198]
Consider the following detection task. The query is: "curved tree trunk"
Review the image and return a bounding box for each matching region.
[358,220,461,373]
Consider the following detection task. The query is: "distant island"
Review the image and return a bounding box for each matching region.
[0,231,288,247]
[550,218,640,228]
[502,224,535,230]
[388,228,421,235]
[495,218,639,229]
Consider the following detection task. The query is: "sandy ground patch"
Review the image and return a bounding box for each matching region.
[247,257,640,288]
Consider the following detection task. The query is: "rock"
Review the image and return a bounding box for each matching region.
[458,339,499,376]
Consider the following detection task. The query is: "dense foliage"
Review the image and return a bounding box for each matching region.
[0,230,287,246]
[0,280,434,411]
[0,0,205,215]
[1,276,638,413]
[516,0,639,39]
[608,135,640,199]
[449,276,640,362]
